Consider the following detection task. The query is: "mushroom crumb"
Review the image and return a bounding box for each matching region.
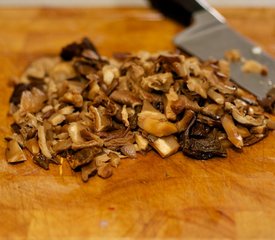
[242,59,268,75]
[5,38,275,182]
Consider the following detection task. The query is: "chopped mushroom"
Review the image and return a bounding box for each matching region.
[187,77,208,98]
[151,135,180,158]
[5,37,275,182]
[141,72,173,92]
[221,114,243,148]
[137,100,177,137]
[5,139,27,163]
[164,86,179,121]
[110,90,142,108]
[224,49,241,62]
[242,59,268,75]
[37,125,52,158]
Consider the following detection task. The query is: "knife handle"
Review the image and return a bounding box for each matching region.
[149,0,222,25]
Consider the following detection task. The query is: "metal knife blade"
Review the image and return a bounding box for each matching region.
[149,0,275,100]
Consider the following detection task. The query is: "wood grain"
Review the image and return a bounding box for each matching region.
[0,7,275,239]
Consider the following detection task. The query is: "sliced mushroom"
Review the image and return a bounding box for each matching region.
[67,147,102,169]
[242,59,268,76]
[138,100,177,137]
[62,91,83,108]
[33,153,49,170]
[110,90,142,108]
[37,125,52,158]
[97,163,113,179]
[25,137,40,155]
[141,72,173,92]
[221,114,243,148]
[49,62,76,81]
[207,87,224,105]
[164,86,179,121]
[81,160,97,182]
[108,152,121,168]
[121,144,137,158]
[176,110,195,133]
[6,139,27,163]
[135,132,149,151]
[88,106,112,132]
[102,65,120,85]
[48,113,66,126]
[171,95,201,115]
[202,104,224,120]
[228,103,264,126]
[19,87,47,114]
[224,49,241,62]
[187,77,208,98]
[151,135,180,158]
[68,122,85,144]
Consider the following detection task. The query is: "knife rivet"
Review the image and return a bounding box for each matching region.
[252,46,262,55]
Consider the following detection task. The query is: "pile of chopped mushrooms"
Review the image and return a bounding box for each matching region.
[5,38,275,181]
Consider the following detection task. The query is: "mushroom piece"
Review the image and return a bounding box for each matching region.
[176,110,195,133]
[267,119,275,130]
[135,132,149,151]
[187,77,208,98]
[110,90,142,108]
[52,138,72,153]
[180,117,227,160]
[141,72,173,92]
[236,125,251,138]
[108,152,121,168]
[202,104,224,120]
[62,91,83,108]
[37,125,52,158]
[67,146,102,169]
[48,113,66,126]
[19,87,47,114]
[225,102,264,126]
[224,49,241,62]
[97,163,113,179]
[138,100,177,137]
[5,139,27,163]
[68,122,85,144]
[121,144,137,158]
[242,59,268,76]
[207,87,224,105]
[102,65,120,85]
[33,153,49,170]
[221,114,243,149]
[121,105,129,127]
[244,134,267,146]
[164,86,179,121]
[150,135,180,158]
[171,95,201,115]
[88,106,112,132]
[25,137,40,155]
[81,160,97,182]
[49,62,76,81]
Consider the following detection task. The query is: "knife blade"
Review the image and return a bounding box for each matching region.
[149,0,275,101]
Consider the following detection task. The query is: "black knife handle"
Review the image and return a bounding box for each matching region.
[148,0,211,25]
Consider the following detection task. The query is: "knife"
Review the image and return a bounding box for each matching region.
[149,0,275,101]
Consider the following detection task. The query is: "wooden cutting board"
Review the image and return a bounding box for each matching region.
[1,7,275,239]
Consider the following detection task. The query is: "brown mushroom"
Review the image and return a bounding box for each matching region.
[171,95,201,115]
[150,135,180,158]
[6,139,27,163]
[221,114,243,148]
[164,86,179,121]
[138,100,177,137]
[141,72,173,92]
[187,77,208,98]
[110,90,142,108]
